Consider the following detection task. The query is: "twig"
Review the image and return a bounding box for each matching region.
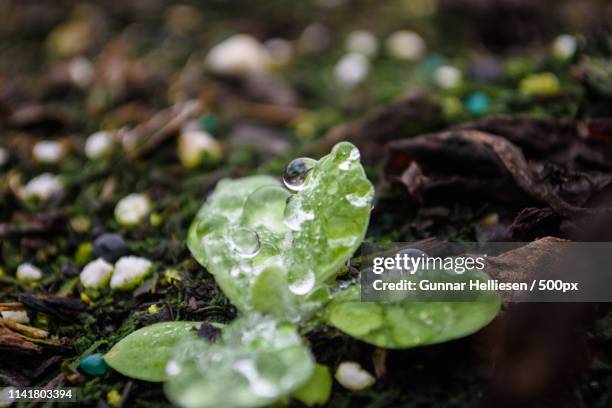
[0,318,48,339]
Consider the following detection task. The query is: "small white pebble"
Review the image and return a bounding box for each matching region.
[552,34,577,60]
[385,30,426,60]
[264,38,294,66]
[110,256,153,290]
[334,53,370,88]
[16,263,43,282]
[21,173,64,201]
[0,387,18,407]
[32,140,64,164]
[206,34,271,75]
[0,310,29,324]
[434,65,462,89]
[80,258,114,289]
[0,147,8,166]
[335,362,375,391]
[68,56,94,88]
[299,23,331,53]
[178,130,222,169]
[114,193,151,228]
[85,131,113,159]
[346,30,379,57]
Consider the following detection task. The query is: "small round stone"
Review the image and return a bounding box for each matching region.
[79,353,108,376]
[21,173,64,202]
[345,30,378,57]
[16,263,43,282]
[0,311,30,324]
[80,258,114,289]
[335,361,375,391]
[385,30,426,60]
[200,113,219,134]
[552,34,577,60]
[205,34,271,75]
[465,92,489,116]
[85,131,113,160]
[264,38,294,65]
[434,65,462,89]
[93,233,128,263]
[32,140,64,164]
[110,256,153,290]
[334,53,370,87]
[114,193,151,228]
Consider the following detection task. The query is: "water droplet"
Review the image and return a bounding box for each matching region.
[338,147,360,170]
[283,158,316,191]
[283,198,314,231]
[166,360,181,377]
[345,193,371,207]
[288,270,315,295]
[233,358,277,398]
[228,227,260,258]
[242,185,290,233]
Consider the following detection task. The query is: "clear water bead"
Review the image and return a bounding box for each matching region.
[228,227,261,258]
[283,157,316,191]
[283,197,314,231]
[288,270,316,295]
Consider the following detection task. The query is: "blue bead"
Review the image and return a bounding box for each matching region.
[465,92,489,116]
[93,233,127,263]
[200,113,219,134]
[79,353,108,376]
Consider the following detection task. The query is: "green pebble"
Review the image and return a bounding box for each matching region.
[79,353,108,376]
[200,113,219,134]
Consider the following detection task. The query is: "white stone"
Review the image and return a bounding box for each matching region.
[385,30,426,60]
[115,193,151,227]
[0,310,29,324]
[205,34,271,75]
[85,131,113,159]
[21,173,64,201]
[346,30,379,57]
[0,148,7,166]
[178,130,222,169]
[434,65,462,89]
[264,38,294,66]
[68,56,94,88]
[33,140,63,164]
[299,23,331,53]
[552,34,577,59]
[16,263,43,282]
[0,386,17,407]
[334,53,370,87]
[335,362,375,391]
[80,258,114,289]
[110,256,152,290]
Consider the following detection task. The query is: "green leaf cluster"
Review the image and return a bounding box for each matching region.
[103,142,500,408]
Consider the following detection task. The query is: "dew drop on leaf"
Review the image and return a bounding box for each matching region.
[283,158,316,191]
[283,198,314,231]
[228,227,261,258]
[288,269,316,295]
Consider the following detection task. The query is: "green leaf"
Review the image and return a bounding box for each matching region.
[187,142,373,319]
[292,364,332,406]
[104,321,200,382]
[164,315,314,408]
[325,285,500,349]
